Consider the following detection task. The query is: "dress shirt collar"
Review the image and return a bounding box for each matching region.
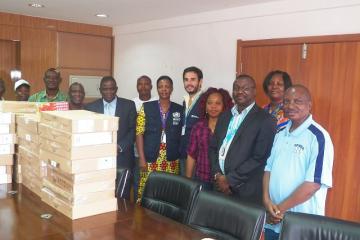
[231,101,255,116]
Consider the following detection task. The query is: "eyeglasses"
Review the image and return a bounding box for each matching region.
[233,86,255,94]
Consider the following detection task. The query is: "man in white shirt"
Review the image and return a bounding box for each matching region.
[132,75,157,201]
[263,85,334,240]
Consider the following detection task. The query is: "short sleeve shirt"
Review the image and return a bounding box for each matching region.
[265,115,334,233]
[28,90,68,102]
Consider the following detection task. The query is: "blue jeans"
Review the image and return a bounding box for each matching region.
[265,228,279,240]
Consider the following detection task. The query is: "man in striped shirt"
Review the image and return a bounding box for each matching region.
[263,85,334,240]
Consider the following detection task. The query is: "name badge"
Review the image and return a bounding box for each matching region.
[161,131,167,143]
[220,146,226,158]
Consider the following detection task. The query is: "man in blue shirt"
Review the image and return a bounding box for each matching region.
[263,84,334,240]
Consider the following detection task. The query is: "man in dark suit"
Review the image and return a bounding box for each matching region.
[85,76,137,200]
[209,74,276,204]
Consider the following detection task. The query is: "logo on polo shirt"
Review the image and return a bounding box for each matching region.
[294,143,304,154]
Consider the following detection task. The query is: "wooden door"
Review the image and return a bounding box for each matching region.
[0,39,19,100]
[300,41,360,220]
[237,35,360,222]
[239,44,302,106]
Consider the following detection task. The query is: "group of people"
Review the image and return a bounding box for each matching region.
[6,66,333,240]
[2,68,85,110]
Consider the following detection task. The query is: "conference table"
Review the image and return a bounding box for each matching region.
[0,184,209,240]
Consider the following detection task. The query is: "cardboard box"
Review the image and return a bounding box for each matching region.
[0,134,17,144]
[22,174,42,196]
[0,113,15,124]
[39,123,117,147]
[0,174,11,184]
[40,149,116,174]
[43,180,115,205]
[41,188,117,219]
[0,144,15,155]
[0,165,12,174]
[17,138,40,156]
[16,114,40,133]
[44,166,116,194]
[0,154,13,165]
[40,137,117,160]
[18,146,45,177]
[0,123,15,134]
[0,101,38,113]
[40,110,119,133]
[17,126,39,144]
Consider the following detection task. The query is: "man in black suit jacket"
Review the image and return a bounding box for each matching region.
[85,76,137,200]
[209,74,276,204]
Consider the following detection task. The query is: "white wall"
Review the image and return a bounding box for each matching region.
[113,0,360,103]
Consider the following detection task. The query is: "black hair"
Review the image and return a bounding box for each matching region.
[183,66,203,80]
[262,70,292,94]
[156,75,173,87]
[235,74,256,87]
[44,68,61,80]
[100,76,117,87]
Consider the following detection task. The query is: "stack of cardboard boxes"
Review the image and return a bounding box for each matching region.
[16,114,43,195]
[39,110,119,219]
[0,113,16,184]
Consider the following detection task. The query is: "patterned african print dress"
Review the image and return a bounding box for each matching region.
[263,103,289,132]
[136,106,180,202]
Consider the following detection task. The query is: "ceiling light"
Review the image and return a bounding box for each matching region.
[95,14,108,18]
[28,3,44,8]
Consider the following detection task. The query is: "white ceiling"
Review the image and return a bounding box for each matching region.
[0,0,279,27]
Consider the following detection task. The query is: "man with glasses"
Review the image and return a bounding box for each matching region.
[209,74,276,203]
[85,76,137,200]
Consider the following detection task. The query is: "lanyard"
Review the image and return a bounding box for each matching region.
[183,93,201,128]
[158,101,169,129]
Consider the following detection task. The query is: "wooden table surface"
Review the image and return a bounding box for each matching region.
[0,184,208,240]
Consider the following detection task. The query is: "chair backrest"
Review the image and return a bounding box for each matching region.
[141,171,202,223]
[115,168,130,198]
[188,191,266,240]
[280,212,360,240]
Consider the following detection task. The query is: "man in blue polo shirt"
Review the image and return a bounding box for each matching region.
[263,84,334,240]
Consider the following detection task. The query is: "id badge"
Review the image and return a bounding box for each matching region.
[161,131,167,143]
[219,146,226,158]
[181,126,186,136]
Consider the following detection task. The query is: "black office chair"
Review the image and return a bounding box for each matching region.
[187,191,266,240]
[280,212,360,240]
[140,171,202,224]
[115,168,130,198]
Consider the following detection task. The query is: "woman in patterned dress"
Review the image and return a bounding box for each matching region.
[136,76,183,202]
[262,70,293,131]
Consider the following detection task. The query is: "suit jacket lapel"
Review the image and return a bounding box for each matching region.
[115,97,122,117]
[99,99,104,114]
[219,111,232,143]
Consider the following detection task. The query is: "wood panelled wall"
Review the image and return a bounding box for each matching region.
[237,34,360,222]
[0,12,112,99]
